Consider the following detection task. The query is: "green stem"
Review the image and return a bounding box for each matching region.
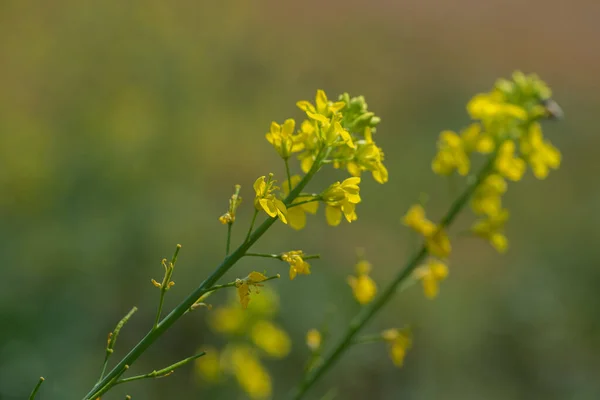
[204,274,281,294]
[284,158,293,193]
[83,148,329,400]
[98,307,138,384]
[287,197,321,208]
[29,377,44,400]
[114,352,206,385]
[154,245,181,329]
[288,155,496,399]
[245,210,259,243]
[226,223,233,255]
[245,252,321,260]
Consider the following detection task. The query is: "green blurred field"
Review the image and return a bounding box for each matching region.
[1,1,599,399]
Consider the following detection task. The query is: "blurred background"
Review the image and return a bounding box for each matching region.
[1,0,598,399]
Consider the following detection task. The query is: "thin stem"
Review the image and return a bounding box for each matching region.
[288,155,497,399]
[245,210,259,243]
[114,352,206,385]
[29,377,44,400]
[154,244,181,329]
[226,223,233,255]
[245,252,321,260]
[98,307,138,384]
[351,333,386,345]
[287,197,321,208]
[284,158,293,193]
[203,274,281,295]
[83,147,330,400]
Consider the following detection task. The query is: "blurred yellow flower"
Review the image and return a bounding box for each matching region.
[225,345,272,400]
[471,174,507,216]
[250,320,291,358]
[281,250,311,280]
[348,260,377,304]
[236,272,269,309]
[195,347,221,383]
[208,305,246,334]
[495,141,526,181]
[414,259,449,299]
[381,328,412,367]
[432,130,470,176]
[253,174,288,223]
[467,92,528,121]
[472,208,510,253]
[403,205,451,258]
[520,122,561,179]
[306,329,322,352]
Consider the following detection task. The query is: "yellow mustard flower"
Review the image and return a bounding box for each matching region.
[281,250,311,280]
[236,272,269,309]
[219,184,242,224]
[467,92,528,122]
[347,259,377,304]
[321,177,361,226]
[195,347,222,383]
[208,305,247,334]
[225,345,272,400]
[306,329,322,352]
[460,123,495,154]
[432,130,470,176]
[472,208,509,253]
[520,122,561,179]
[253,174,288,223]
[347,127,389,184]
[265,119,305,159]
[414,259,449,299]
[297,120,320,173]
[471,174,507,216]
[282,175,319,230]
[495,141,526,181]
[381,328,412,367]
[297,89,346,121]
[250,320,291,359]
[402,205,452,258]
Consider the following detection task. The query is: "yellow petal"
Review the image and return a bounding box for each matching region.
[325,205,342,226]
[286,206,306,230]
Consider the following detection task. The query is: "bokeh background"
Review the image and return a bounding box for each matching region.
[1,1,599,399]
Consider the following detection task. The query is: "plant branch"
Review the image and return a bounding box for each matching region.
[28,377,44,400]
[288,155,497,399]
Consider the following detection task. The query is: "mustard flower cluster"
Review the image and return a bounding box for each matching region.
[196,288,291,400]
[404,71,562,299]
[248,90,386,230]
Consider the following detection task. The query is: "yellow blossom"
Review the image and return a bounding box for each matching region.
[281,250,311,280]
[460,123,495,154]
[235,272,269,309]
[282,175,319,230]
[472,208,509,253]
[520,122,561,179]
[297,120,320,173]
[297,89,346,121]
[414,259,449,299]
[381,329,412,367]
[208,305,246,334]
[495,141,526,181]
[306,329,322,351]
[432,130,470,176]
[347,127,389,183]
[467,92,528,121]
[321,177,361,226]
[265,119,305,159]
[253,174,288,223]
[347,260,377,304]
[402,205,451,258]
[250,320,291,358]
[195,347,221,383]
[225,345,272,400]
[471,174,507,216]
